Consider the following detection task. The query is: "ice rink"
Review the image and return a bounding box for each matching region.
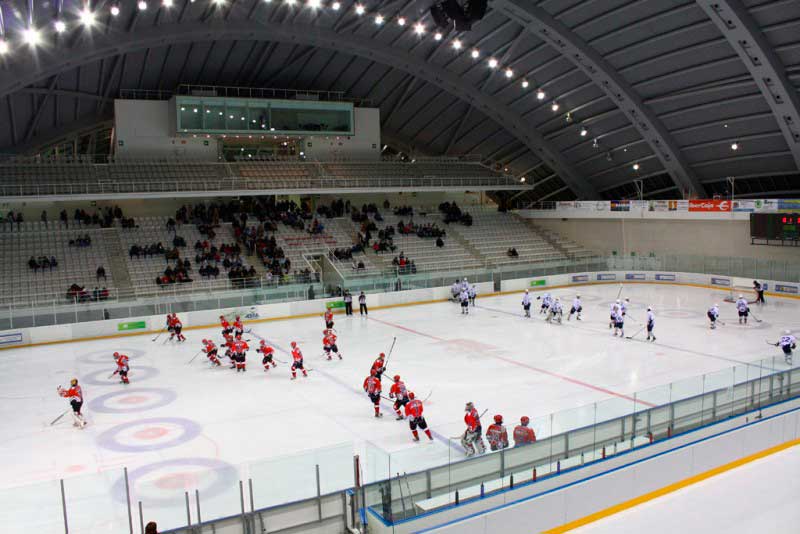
[571,443,800,534]
[0,282,797,531]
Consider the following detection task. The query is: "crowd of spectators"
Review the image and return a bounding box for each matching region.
[439,201,473,226]
[65,284,109,302]
[129,242,166,258]
[391,252,417,275]
[28,255,58,271]
[393,205,413,216]
[156,258,193,286]
[68,234,92,247]
[507,247,519,258]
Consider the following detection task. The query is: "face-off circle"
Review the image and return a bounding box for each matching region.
[89,387,177,414]
[81,365,159,386]
[112,458,238,506]
[79,347,147,365]
[96,417,201,452]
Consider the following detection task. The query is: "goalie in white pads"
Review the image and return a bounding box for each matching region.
[735,295,750,325]
[546,298,563,323]
[774,330,796,365]
[522,290,532,318]
[461,402,486,456]
[646,307,656,342]
[707,304,720,329]
[568,295,582,321]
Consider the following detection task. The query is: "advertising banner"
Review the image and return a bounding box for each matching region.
[610,200,630,212]
[625,273,646,280]
[732,199,757,212]
[571,275,589,282]
[557,201,576,209]
[688,199,731,212]
[777,199,800,213]
[326,301,346,310]
[655,274,676,281]
[775,284,798,294]
[597,273,617,281]
[529,279,547,287]
[117,321,147,332]
[710,277,731,287]
[0,332,23,346]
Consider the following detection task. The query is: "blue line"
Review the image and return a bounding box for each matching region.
[261,335,463,454]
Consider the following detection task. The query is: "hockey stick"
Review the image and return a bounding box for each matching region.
[107,370,119,379]
[749,311,763,323]
[616,283,624,301]
[50,410,69,426]
[151,329,165,342]
[422,390,433,402]
[188,350,203,364]
[625,326,645,340]
[383,336,398,370]
[765,340,779,347]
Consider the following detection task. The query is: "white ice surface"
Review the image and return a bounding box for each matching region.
[0,283,796,532]
[570,444,800,534]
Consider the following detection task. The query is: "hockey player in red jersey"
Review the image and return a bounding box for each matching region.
[233,316,244,337]
[233,337,249,372]
[58,378,87,428]
[513,416,536,447]
[166,313,175,338]
[168,313,186,342]
[223,334,235,368]
[461,402,486,456]
[112,352,130,384]
[404,392,433,442]
[371,353,386,380]
[202,339,221,366]
[258,340,278,372]
[363,370,382,418]
[389,375,410,420]
[486,415,509,451]
[290,341,308,379]
[322,330,343,361]
[324,308,334,329]
[220,315,232,337]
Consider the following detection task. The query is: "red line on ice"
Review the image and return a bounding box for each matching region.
[368,315,656,407]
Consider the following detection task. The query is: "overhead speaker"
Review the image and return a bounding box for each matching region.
[430,2,451,29]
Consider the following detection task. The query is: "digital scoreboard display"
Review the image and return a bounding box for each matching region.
[750,213,800,239]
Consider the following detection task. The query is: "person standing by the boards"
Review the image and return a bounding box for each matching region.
[359,291,368,316]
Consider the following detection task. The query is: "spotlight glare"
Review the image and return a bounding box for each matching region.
[452,39,462,50]
[521,80,529,88]
[471,49,479,59]
[504,68,513,78]
[332,1,340,9]
[580,128,588,137]
[307,0,321,8]
[22,27,42,47]
[633,163,640,171]
[54,20,67,33]
[434,32,442,41]
[413,22,425,35]
[520,177,526,183]
[488,57,498,68]
[374,14,383,25]
[79,7,96,26]
[551,102,559,112]
[138,0,148,10]
[0,40,9,55]
[110,5,121,15]
[355,4,365,15]
[731,142,739,151]
[397,17,406,26]
[162,0,173,7]
[213,0,226,5]
[284,0,296,5]
[536,89,545,100]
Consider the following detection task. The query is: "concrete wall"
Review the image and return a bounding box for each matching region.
[114,100,220,161]
[532,218,799,260]
[303,108,381,161]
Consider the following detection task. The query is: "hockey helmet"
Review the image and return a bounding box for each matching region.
[260,339,266,345]
[647,307,652,312]
[576,294,580,298]
[236,316,240,320]
[370,369,377,376]
[219,315,225,319]
[524,289,529,293]
[494,414,503,424]
[625,298,630,302]
[379,352,385,358]
[291,341,297,348]
[113,351,120,357]
[465,401,474,411]
[70,378,78,386]
[202,339,208,344]
[615,299,621,304]
[520,416,530,425]
[738,294,744,299]
[393,375,401,382]
[714,303,719,307]
[408,392,415,400]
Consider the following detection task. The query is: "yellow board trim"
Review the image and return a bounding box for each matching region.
[543,437,800,534]
[0,280,796,352]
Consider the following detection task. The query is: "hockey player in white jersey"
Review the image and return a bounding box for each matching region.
[646,307,656,342]
[546,298,563,323]
[609,300,621,329]
[612,307,625,337]
[774,330,796,365]
[459,288,470,315]
[538,292,552,314]
[735,295,749,325]
[568,295,582,321]
[468,284,477,307]
[451,280,460,302]
[461,278,470,292]
[707,304,720,329]
[621,298,630,317]
[522,290,532,318]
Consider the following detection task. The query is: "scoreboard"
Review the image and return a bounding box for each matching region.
[750,213,800,240]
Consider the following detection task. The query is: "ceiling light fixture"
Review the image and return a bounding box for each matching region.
[54,20,67,33]
[488,57,498,68]
[413,22,425,35]
[633,163,640,171]
[110,5,121,15]
[138,0,148,10]
[434,32,442,41]
[452,39,462,50]
[354,4,365,15]
[332,1,340,9]
[551,102,559,112]
[580,128,587,137]
[22,27,42,47]
[397,17,406,26]
[731,142,739,151]
[374,14,383,24]
[521,80,529,88]
[504,68,513,78]
[536,89,545,100]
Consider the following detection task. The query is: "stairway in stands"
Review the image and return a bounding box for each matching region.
[105,229,135,300]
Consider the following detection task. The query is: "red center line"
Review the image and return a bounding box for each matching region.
[368,315,657,408]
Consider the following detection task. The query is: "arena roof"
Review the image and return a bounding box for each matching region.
[0,0,798,200]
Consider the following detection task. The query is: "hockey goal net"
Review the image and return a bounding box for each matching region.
[723,286,759,304]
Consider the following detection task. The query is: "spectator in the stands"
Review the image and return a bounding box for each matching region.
[50,255,58,268]
[41,210,48,228]
[436,237,444,248]
[129,245,140,258]
[60,209,68,227]
[100,287,109,301]
[507,247,519,258]
[28,256,39,271]
[166,217,176,232]
[96,266,106,281]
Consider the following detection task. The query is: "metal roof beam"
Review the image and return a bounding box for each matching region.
[494,0,705,198]
[696,0,800,171]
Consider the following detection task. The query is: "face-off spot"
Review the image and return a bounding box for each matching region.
[112,458,237,505]
[66,464,85,473]
[134,427,169,440]
[154,472,198,490]
[120,395,148,405]
[89,388,177,414]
